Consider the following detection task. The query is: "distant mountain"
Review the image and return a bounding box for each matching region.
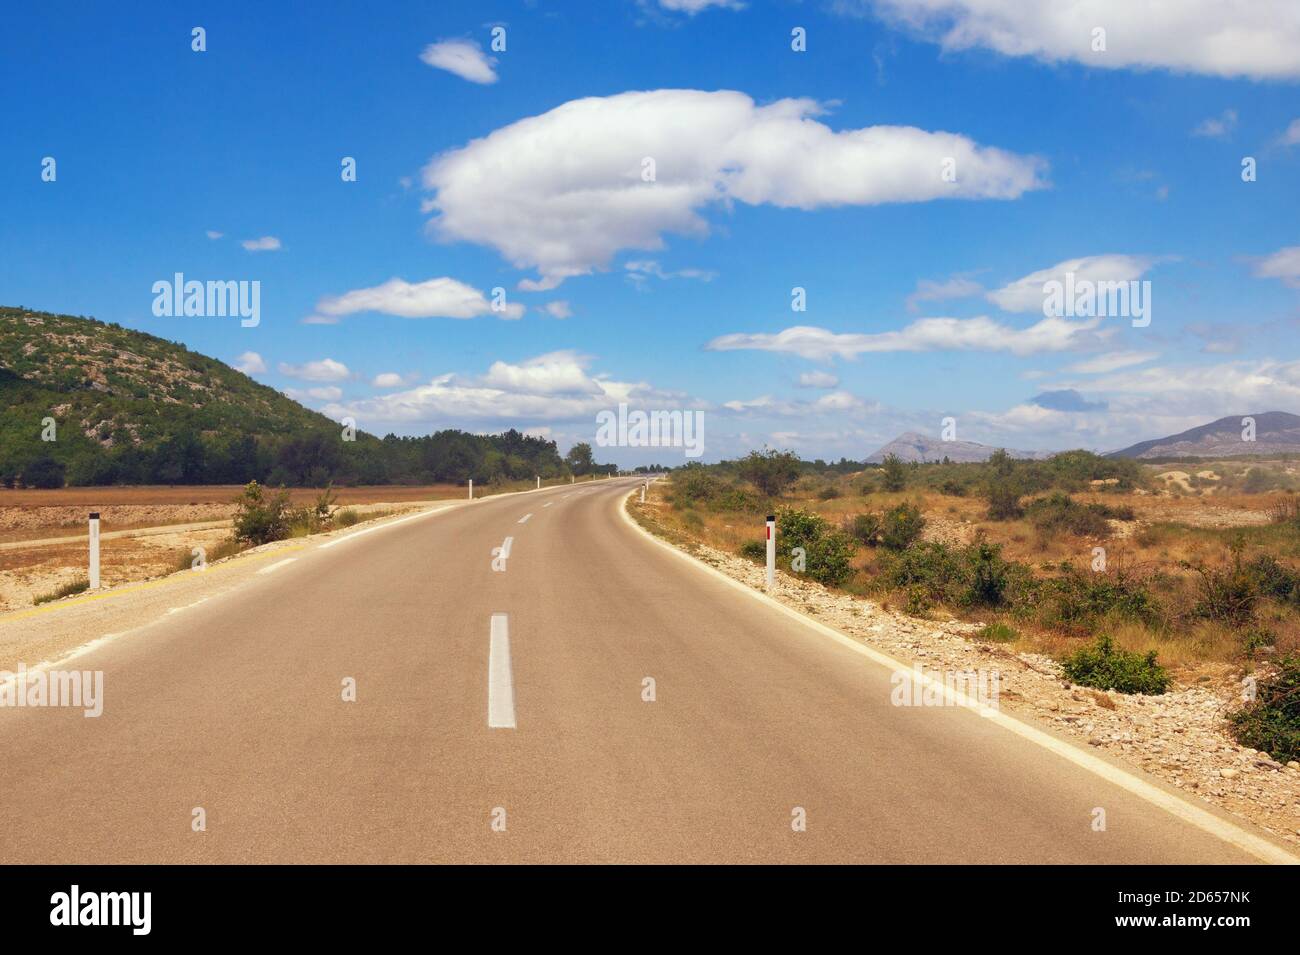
[1109,412,1300,459]
[865,431,1048,464]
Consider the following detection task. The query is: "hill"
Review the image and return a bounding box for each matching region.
[866,431,1048,464]
[1109,412,1300,459]
[0,307,570,487]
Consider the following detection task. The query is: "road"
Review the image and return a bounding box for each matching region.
[0,477,1291,863]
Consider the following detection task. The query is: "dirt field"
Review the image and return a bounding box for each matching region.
[0,484,468,612]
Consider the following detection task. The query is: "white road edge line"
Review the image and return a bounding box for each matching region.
[488,613,516,729]
[543,502,553,508]
[616,491,1299,865]
[518,513,532,524]
[257,558,297,575]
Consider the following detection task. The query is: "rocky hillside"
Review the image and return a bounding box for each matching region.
[1110,412,1300,459]
[866,431,1048,464]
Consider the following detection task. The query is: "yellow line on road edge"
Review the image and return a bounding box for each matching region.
[617,491,1299,865]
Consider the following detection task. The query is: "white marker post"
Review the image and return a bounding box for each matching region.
[468,479,473,500]
[765,514,775,591]
[640,482,646,503]
[571,475,575,484]
[536,476,540,490]
[88,511,101,590]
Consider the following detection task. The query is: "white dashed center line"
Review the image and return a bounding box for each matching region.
[488,613,516,729]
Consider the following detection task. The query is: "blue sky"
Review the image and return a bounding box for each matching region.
[3,0,1299,464]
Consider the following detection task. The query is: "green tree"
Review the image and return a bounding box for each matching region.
[738,449,801,497]
[565,441,595,476]
[881,453,907,492]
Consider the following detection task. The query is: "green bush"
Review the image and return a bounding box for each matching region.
[1245,554,1300,604]
[737,449,801,497]
[976,622,1019,643]
[985,483,1023,521]
[876,539,1019,609]
[846,512,881,546]
[231,480,295,545]
[1060,635,1170,695]
[879,503,925,551]
[1036,564,1162,631]
[1189,546,1257,627]
[881,453,907,492]
[738,540,767,562]
[1229,653,1300,762]
[776,507,857,586]
[1024,493,1120,537]
[816,485,841,500]
[671,469,722,506]
[711,486,759,512]
[335,508,361,528]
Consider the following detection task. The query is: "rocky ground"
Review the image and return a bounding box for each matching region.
[641,504,1300,849]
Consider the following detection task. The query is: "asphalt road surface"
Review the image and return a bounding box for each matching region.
[0,478,1292,863]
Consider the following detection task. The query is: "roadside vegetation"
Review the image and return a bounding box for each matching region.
[33,577,90,605]
[647,448,1300,727]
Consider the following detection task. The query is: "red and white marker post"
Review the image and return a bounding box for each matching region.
[765,514,775,590]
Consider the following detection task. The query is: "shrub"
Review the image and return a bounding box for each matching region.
[875,540,1018,609]
[739,540,767,562]
[22,455,66,489]
[1229,653,1300,762]
[976,622,1019,643]
[1189,545,1257,627]
[1036,564,1162,631]
[1244,626,1277,656]
[803,530,857,586]
[846,512,881,546]
[880,453,907,492]
[1245,554,1300,604]
[231,481,295,545]
[963,539,1013,607]
[671,469,722,506]
[33,577,90,605]
[816,485,841,500]
[738,449,801,497]
[985,483,1023,521]
[1024,493,1119,537]
[879,503,925,551]
[776,507,828,556]
[335,508,361,528]
[711,486,759,512]
[1060,635,1170,695]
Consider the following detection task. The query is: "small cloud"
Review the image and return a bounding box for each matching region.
[541,300,572,319]
[1064,351,1159,374]
[241,236,282,252]
[1191,108,1237,139]
[905,274,984,311]
[1279,118,1300,146]
[1031,389,1107,412]
[301,314,340,325]
[278,358,351,382]
[797,370,840,389]
[656,0,745,13]
[624,260,717,287]
[206,230,224,240]
[233,351,266,375]
[312,276,523,321]
[372,372,407,388]
[420,39,498,84]
[1250,245,1300,289]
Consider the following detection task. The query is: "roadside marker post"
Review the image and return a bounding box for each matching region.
[765,514,775,591]
[89,512,101,590]
[536,476,540,490]
[469,479,473,500]
[640,482,646,503]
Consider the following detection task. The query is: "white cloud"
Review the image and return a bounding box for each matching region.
[420,39,498,84]
[241,236,282,252]
[371,372,407,389]
[481,351,603,396]
[308,386,343,401]
[422,89,1046,288]
[206,230,224,240]
[233,351,267,375]
[863,0,1300,80]
[624,259,718,286]
[706,315,1105,361]
[987,254,1157,313]
[1280,119,1300,146]
[1192,108,1237,139]
[1251,245,1300,288]
[797,370,840,388]
[657,0,745,13]
[1063,351,1159,374]
[312,276,524,321]
[541,300,573,319]
[278,358,351,382]
[723,391,876,417]
[905,274,983,311]
[322,352,693,428]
